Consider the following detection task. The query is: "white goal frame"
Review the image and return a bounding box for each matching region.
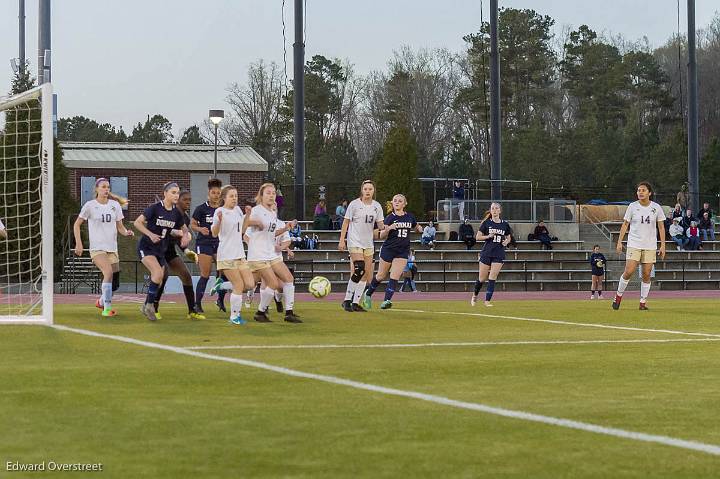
[0,84,54,325]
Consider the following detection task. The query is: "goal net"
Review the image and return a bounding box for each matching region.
[0,84,53,324]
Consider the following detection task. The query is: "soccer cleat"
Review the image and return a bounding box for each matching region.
[101,309,117,317]
[612,294,622,310]
[187,311,206,320]
[590,294,595,300]
[155,312,163,320]
[275,299,284,313]
[210,277,223,295]
[484,301,494,307]
[351,303,367,312]
[361,292,372,310]
[470,295,477,306]
[230,315,246,325]
[253,311,272,323]
[598,294,604,300]
[342,300,353,312]
[380,300,392,310]
[284,311,303,323]
[216,298,226,313]
[639,302,649,311]
[195,303,205,314]
[95,298,104,309]
[141,303,157,321]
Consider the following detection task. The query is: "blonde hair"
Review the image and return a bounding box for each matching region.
[220,185,237,203]
[255,183,276,205]
[94,178,128,206]
[481,202,502,222]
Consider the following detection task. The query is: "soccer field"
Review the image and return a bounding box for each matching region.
[2,297,720,478]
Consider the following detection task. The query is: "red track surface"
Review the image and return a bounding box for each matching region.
[53,290,719,305]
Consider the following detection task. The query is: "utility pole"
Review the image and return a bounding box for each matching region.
[489,0,502,201]
[293,0,306,220]
[687,0,699,213]
[38,0,51,84]
[19,0,25,75]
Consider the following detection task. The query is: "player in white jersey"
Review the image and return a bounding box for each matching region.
[211,185,258,325]
[338,180,385,312]
[612,182,666,311]
[246,183,301,323]
[73,178,134,317]
[0,217,6,239]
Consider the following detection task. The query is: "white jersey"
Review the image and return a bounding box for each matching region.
[344,199,384,249]
[624,200,666,250]
[272,219,290,260]
[247,204,280,261]
[213,206,246,261]
[79,199,124,252]
[0,218,4,231]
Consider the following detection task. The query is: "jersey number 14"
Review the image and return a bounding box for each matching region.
[640,215,652,224]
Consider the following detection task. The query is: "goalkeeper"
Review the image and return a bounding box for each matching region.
[154,190,204,320]
[589,244,607,300]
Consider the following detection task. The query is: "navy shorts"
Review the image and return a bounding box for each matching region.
[196,243,218,256]
[480,254,504,266]
[591,268,604,276]
[164,246,180,263]
[380,246,409,263]
[138,243,168,267]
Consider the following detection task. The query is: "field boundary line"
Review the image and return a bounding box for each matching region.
[51,323,720,457]
[393,309,720,338]
[183,338,720,350]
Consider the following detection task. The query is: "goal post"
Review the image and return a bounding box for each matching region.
[0,83,54,325]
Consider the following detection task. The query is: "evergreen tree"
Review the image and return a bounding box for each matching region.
[375,126,425,217]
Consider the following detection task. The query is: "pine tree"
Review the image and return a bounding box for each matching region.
[375,126,425,217]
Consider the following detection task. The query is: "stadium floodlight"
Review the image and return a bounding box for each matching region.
[0,84,54,325]
[208,109,224,178]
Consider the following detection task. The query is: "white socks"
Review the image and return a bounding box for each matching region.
[230,293,243,319]
[101,282,112,309]
[258,286,274,312]
[616,276,629,297]
[344,280,356,301]
[353,280,367,305]
[640,282,651,303]
[283,283,295,311]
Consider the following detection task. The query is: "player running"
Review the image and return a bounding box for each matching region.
[153,190,204,320]
[73,178,134,317]
[133,182,191,321]
[246,183,301,323]
[338,180,385,312]
[211,185,257,325]
[361,194,422,310]
[471,202,512,307]
[612,182,666,311]
[191,178,223,313]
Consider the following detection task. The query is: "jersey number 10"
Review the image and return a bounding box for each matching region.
[100,213,112,223]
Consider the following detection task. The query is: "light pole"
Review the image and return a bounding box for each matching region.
[209,109,224,178]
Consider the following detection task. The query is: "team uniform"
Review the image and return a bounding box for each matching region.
[478,219,512,266]
[164,210,191,263]
[78,199,124,264]
[246,205,281,271]
[137,202,184,266]
[344,199,384,256]
[192,201,219,256]
[379,212,417,262]
[613,200,666,310]
[212,206,249,271]
[590,252,606,277]
[623,201,666,263]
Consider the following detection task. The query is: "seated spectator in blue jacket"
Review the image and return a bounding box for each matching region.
[458,218,476,250]
[698,212,715,241]
[421,221,437,247]
[288,222,303,249]
[669,217,688,250]
[686,221,702,250]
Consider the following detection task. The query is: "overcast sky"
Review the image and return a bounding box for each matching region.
[1,0,717,137]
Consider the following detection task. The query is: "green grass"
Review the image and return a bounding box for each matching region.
[2,298,720,478]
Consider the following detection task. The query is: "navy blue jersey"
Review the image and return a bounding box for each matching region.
[192,201,219,246]
[590,253,606,275]
[382,212,417,252]
[479,218,512,257]
[169,211,190,250]
[138,202,184,254]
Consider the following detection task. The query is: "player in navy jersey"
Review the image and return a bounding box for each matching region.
[153,190,204,320]
[133,182,191,321]
[471,202,512,307]
[191,178,223,312]
[589,245,607,300]
[361,194,423,310]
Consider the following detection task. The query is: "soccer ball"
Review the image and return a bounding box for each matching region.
[595,260,605,268]
[308,276,331,298]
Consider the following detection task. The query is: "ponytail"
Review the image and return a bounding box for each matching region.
[108,192,129,207]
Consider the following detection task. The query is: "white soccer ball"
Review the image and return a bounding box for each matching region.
[308,276,331,298]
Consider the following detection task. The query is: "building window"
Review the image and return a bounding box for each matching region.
[80,176,128,209]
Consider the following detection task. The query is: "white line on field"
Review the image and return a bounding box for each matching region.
[393,309,720,339]
[51,323,720,457]
[183,338,720,350]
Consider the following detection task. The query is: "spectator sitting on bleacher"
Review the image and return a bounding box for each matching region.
[421,221,437,247]
[288,222,303,249]
[459,218,476,250]
[698,212,715,241]
[669,217,688,251]
[681,208,696,230]
[534,220,554,250]
[686,221,702,250]
[671,203,683,219]
[698,202,713,221]
[313,199,333,230]
[333,199,348,230]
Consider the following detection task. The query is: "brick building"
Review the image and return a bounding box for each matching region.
[61,142,268,218]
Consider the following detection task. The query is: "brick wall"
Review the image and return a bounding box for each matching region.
[69,168,265,219]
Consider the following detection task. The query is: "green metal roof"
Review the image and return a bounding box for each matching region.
[60,142,268,172]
